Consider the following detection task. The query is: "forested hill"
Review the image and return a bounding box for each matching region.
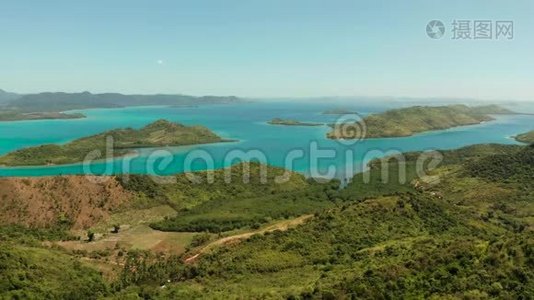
[5,91,241,112]
[0,119,226,166]
[156,143,533,298]
[0,144,532,299]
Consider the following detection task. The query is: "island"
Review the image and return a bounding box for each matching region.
[322,109,358,115]
[267,118,323,126]
[0,119,230,166]
[515,130,534,144]
[0,112,86,122]
[327,104,515,139]
[3,91,241,113]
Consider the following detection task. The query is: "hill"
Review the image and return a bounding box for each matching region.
[0,89,20,105]
[146,162,338,232]
[328,104,515,139]
[0,144,532,298]
[5,91,241,113]
[0,243,108,299]
[515,130,534,144]
[0,176,133,229]
[0,120,227,166]
[145,144,533,298]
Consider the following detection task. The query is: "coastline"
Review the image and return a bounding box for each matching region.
[0,139,239,169]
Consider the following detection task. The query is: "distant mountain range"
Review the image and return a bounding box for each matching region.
[0,89,21,105]
[0,89,241,112]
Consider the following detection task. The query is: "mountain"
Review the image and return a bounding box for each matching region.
[5,91,241,112]
[0,89,21,105]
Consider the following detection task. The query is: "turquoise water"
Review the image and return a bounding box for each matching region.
[1,101,533,178]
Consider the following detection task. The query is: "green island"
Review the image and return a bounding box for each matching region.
[328,104,516,139]
[267,118,323,126]
[515,130,534,144]
[0,119,228,166]
[1,142,533,298]
[0,111,85,121]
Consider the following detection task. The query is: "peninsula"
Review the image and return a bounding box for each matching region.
[327,104,515,139]
[0,120,227,166]
[515,130,534,144]
[0,112,85,122]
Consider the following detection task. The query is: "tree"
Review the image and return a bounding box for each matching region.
[87,230,95,242]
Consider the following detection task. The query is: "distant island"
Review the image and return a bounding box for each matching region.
[328,104,516,139]
[0,120,230,166]
[0,89,242,121]
[2,91,241,113]
[515,130,534,144]
[268,118,323,126]
[0,111,85,122]
[322,109,358,115]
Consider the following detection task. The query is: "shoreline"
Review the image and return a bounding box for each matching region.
[0,139,239,169]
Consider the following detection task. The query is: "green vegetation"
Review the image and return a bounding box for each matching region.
[0,244,109,299]
[469,104,516,114]
[0,225,108,299]
[0,119,227,166]
[515,130,534,144]
[0,224,75,244]
[119,162,339,233]
[268,118,323,126]
[1,143,533,298]
[328,104,515,139]
[0,111,85,121]
[145,144,532,298]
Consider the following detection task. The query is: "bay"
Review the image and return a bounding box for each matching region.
[0,100,533,178]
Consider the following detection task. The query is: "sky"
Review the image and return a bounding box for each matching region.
[0,0,533,101]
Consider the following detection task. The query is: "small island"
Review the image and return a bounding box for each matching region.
[328,104,515,139]
[0,112,86,121]
[268,118,323,126]
[0,119,229,166]
[515,130,534,144]
[322,109,358,115]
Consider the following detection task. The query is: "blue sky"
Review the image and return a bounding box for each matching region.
[0,0,533,100]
